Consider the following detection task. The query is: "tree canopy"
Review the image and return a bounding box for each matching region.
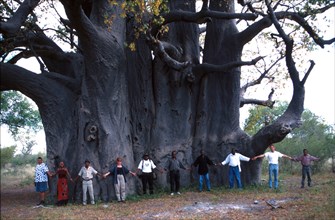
[0,91,42,139]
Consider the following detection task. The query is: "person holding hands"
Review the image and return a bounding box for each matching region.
[252,145,292,189]
[217,148,250,189]
[292,149,320,188]
[103,157,136,202]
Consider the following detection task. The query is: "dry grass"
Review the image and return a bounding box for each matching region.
[1,172,334,219]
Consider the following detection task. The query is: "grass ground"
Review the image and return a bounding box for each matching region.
[1,171,334,219]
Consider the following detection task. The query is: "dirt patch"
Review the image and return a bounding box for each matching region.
[1,174,335,219]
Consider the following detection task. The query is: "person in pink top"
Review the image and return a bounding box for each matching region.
[292,149,320,188]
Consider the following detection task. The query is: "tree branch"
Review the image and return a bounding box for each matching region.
[238,4,335,47]
[192,56,263,75]
[240,55,284,97]
[0,0,41,35]
[301,60,315,85]
[163,8,257,25]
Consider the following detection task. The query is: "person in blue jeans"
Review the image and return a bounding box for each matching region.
[192,150,215,192]
[218,148,250,189]
[252,145,292,189]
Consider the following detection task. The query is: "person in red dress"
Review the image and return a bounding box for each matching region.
[54,161,73,206]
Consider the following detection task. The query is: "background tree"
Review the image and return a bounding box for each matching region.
[0,145,16,168]
[1,91,42,139]
[1,0,334,200]
[244,102,335,173]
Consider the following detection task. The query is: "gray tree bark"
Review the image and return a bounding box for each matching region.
[1,0,333,202]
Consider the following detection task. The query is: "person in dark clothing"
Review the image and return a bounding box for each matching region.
[192,150,215,192]
[103,157,136,202]
[137,153,162,195]
[164,150,189,195]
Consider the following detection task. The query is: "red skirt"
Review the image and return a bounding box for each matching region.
[57,178,69,201]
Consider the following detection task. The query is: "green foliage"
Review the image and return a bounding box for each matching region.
[244,102,335,173]
[0,91,42,140]
[243,102,288,136]
[11,152,46,166]
[0,145,16,167]
[106,0,169,51]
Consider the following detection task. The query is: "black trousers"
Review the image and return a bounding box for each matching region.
[170,170,180,193]
[141,172,154,194]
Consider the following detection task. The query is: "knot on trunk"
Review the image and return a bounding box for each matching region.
[86,125,98,142]
[279,124,292,134]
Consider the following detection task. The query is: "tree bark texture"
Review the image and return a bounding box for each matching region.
[1,0,327,202]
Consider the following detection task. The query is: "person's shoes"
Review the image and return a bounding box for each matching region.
[308,183,311,187]
[207,189,211,192]
[170,193,174,196]
[91,201,95,205]
[83,202,87,206]
[177,192,181,195]
[121,200,126,203]
[36,201,45,206]
[118,200,122,203]
[301,185,304,188]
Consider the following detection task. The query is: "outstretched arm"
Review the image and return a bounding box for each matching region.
[282,154,292,160]
[252,154,265,160]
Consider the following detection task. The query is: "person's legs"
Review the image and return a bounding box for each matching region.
[148,173,154,194]
[268,165,273,188]
[199,175,204,191]
[141,174,148,194]
[273,164,279,189]
[119,175,126,201]
[82,182,88,205]
[306,166,312,186]
[36,182,48,205]
[234,167,242,188]
[114,181,121,201]
[175,171,180,193]
[301,166,306,188]
[170,171,176,193]
[87,181,95,204]
[228,167,234,188]
[204,173,211,191]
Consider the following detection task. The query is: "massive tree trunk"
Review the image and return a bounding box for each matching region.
[1,0,332,202]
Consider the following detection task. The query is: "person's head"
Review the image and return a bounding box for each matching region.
[59,161,65,168]
[172,151,177,158]
[200,149,204,156]
[143,153,149,160]
[37,157,43,164]
[84,159,90,168]
[116,157,123,164]
[231,148,236,155]
[269,145,275,152]
[303,149,308,156]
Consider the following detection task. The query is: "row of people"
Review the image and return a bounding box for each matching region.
[34,145,319,206]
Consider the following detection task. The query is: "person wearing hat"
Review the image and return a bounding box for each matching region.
[75,160,102,205]
[137,153,162,195]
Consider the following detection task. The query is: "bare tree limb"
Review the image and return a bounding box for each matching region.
[163,8,257,25]
[301,60,315,85]
[192,56,263,75]
[0,0,41,35]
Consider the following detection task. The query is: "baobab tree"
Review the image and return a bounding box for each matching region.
[1,0,334,201]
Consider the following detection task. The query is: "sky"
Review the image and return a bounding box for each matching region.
[1,3,334,154]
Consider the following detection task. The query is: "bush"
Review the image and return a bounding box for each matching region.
[0,146,16,167]
[11,152,46,166]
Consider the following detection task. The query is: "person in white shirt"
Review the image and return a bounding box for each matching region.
[75,160,101,205]
[217,148,250,189]
[34,157,53,206]
[137,153,162,195]
[252,145,292,189]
